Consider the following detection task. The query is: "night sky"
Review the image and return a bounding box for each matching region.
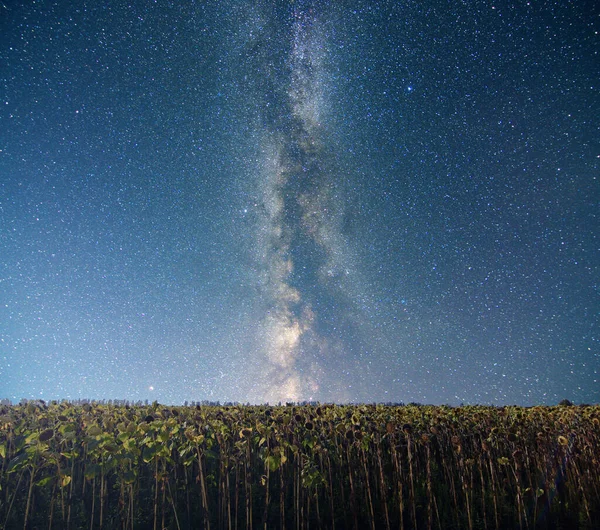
[1,1,598,406]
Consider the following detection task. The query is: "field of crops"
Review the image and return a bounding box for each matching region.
[0,401,598,529]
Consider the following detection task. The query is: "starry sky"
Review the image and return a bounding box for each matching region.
[1,0,598,406]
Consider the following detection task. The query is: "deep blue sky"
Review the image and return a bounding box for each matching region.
[1,0,598,405]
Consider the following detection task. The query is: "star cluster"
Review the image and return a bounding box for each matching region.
[0,1,597,405]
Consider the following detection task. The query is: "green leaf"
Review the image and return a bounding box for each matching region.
[182,452,196,467]
[87,425,102,437]
[12,435,26,452]
[0,443,6,459]
[59,423,76,434]
[103,443,118,454]
[123,438,137,451]
[142,444,159,463]
[179,444,192,458]
[158,430,169,443]
[7,451,30,472]
[265,454,281,472]
[86,438,100,452]
[36,476,54,487]
[63,430,76,441]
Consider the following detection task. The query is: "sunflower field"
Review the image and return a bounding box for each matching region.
[0,401,598,529]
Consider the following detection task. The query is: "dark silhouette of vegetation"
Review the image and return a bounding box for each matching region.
[0,401,598,529]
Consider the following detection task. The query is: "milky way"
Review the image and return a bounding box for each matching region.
[246,5,345,402]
